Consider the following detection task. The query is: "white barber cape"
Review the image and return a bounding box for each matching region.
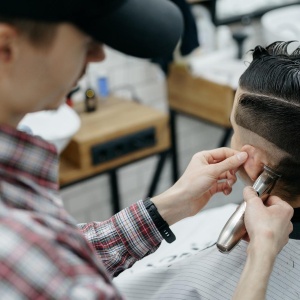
[114,204,300,300]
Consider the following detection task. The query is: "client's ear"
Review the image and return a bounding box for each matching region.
[241,144,264,181]
[0,24,18,64]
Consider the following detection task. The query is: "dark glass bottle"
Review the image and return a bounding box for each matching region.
[85,88,97,112]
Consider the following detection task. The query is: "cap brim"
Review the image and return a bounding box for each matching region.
[78,0,184,58]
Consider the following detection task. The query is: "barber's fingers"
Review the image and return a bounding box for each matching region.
[211,152,248,177]
[202,147,236,162]
[212,181,233,196]
[243,186,264,207]
[265,195,293,209]
[243,186,258,199]
[265,195,285,206]
[244,186,292,210]
[244,187,294,227]
[202,147,239,162]
[265,196,294,218]
[217,169,237,180]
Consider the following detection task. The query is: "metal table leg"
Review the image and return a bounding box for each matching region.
[169,108,179,183]
[109,169,121,214]
[146,151,169,197]
[218,128,233,148]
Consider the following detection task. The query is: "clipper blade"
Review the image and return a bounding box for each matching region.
[253,166,281,197]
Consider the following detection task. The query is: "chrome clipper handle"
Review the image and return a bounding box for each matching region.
[216,202,247,253]
[217,166,281,253]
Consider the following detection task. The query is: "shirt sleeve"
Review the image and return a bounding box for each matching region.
[78,200,163,277]
[0,214,125,299]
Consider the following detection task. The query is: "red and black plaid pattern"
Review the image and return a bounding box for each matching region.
[0,125,162,299]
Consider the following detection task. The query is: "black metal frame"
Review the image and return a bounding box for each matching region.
[60,149,170,215]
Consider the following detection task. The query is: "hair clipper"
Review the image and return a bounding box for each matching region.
[216,166,281,253]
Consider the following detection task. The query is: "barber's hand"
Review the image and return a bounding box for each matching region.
[243,186,294,256]
[152,148,248,225]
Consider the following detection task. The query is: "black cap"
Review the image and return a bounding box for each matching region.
[1,0,184,58]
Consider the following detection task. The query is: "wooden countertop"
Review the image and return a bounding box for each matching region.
[59,97,170,186]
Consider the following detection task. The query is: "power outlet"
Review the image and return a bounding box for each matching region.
[91,127,156,166]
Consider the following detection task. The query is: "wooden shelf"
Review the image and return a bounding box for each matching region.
[167,64,234,128]
[59,97,170,186]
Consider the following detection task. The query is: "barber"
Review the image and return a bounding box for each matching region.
[0,0,293,299]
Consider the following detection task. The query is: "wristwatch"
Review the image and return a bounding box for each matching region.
[143,198,176,243]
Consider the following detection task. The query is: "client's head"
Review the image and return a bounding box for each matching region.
[230,41,300,205]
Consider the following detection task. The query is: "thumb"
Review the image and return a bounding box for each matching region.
[243,186,263,208]
[212,152,248,175]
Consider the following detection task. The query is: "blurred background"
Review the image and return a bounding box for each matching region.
[55,0,300,223]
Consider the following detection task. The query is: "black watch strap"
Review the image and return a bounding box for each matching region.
[143,198,176,243]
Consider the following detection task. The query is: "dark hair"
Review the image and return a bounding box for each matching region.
[0,17,57,47]
[236,41,300,200]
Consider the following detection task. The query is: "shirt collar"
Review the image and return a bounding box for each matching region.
[0,124,59,191]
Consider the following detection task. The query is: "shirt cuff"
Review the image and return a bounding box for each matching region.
[112,200,163,259]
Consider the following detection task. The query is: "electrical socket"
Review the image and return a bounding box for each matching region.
[91,127,156,166]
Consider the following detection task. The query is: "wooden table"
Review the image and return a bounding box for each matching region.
[59,97,171,213]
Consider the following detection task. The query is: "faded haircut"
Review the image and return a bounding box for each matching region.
[236,41,300,200]
[0,16,57,47]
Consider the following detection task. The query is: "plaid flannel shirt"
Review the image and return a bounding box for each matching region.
[0,125,162,299]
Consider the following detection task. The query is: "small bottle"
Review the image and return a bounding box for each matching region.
[85,88,97,112]
[97,75,109,98]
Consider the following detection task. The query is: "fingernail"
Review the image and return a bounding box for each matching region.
[236,152,247,161]
[227,179,234,187]
[223,188,230,195]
